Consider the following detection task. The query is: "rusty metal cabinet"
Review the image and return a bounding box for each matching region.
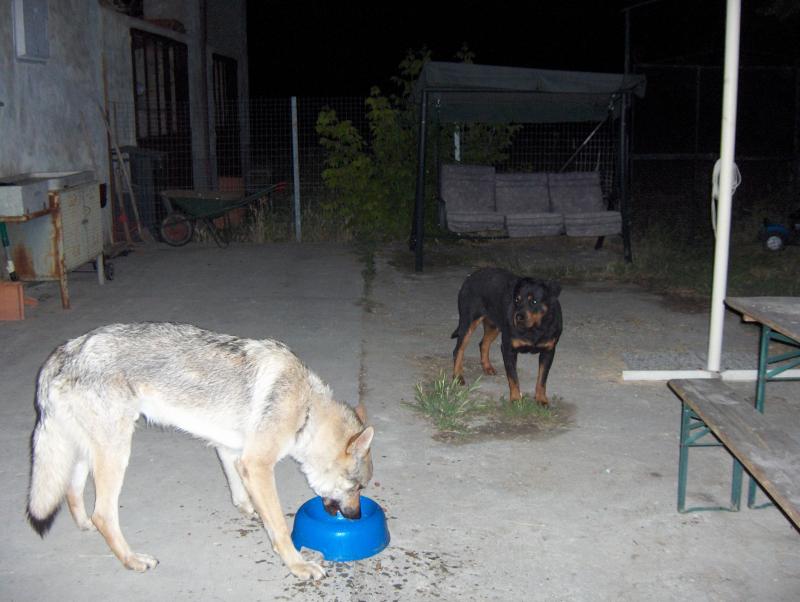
[57,183,104,274]
[3,181,104,308]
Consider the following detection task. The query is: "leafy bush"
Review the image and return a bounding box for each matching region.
[316,47,520,242]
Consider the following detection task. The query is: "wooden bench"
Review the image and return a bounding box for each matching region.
[668,378,800,529]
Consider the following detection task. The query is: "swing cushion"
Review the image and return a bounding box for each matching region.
[495,173,550,214]
[505,213,565,237]
[439,164,621,238]
[440,164,496,213]
[548,171,605,214]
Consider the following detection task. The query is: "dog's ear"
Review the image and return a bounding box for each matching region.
[354,401,368,423]
[547,281,562,298]
[347,426,374,458]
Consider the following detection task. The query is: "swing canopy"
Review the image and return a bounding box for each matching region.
[413,61,646,124]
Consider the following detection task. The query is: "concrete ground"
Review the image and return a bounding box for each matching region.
[0,241,797,601]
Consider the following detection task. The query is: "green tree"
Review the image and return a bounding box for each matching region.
[317,47,519,241]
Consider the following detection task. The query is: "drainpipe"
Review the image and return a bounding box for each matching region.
[413,90,428,272]
[199,0,212,187]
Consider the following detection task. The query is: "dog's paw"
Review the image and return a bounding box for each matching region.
[234,499,257,519]
[75,517,97,531]
[289,559,326,580]
[481,364,497,376]
[124,552,159,572]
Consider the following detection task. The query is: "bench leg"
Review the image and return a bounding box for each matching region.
[730,459,743,511]
[747,325,771,508]
[678,402,742,513]
[755,324,770,413]
[677,402,691,513]
[747,324,790,509]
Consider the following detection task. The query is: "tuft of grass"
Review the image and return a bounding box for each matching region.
[356,240,377,285]
[240,195,352,243]
[410,372,483,432]
[498,395,556,421]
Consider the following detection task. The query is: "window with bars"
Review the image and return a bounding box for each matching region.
[131,28,193,188]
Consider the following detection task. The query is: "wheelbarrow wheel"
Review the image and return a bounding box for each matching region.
[160,212,194,246]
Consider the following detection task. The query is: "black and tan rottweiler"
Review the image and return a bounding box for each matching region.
[451,267,562,405]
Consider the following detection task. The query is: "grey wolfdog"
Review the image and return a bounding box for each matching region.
[27,322,374,580]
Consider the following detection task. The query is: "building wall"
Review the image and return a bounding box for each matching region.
[1,0,248,238]
[207,0,249,103]
[205,0,249,188]
[145,0,248,85]
[0,0,104,177]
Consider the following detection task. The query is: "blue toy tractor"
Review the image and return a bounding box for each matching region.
[761,209,800,251]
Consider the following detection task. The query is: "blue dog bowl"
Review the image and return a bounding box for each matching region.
[291,496,390,562]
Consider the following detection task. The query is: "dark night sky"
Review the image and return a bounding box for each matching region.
[246,1,800,98]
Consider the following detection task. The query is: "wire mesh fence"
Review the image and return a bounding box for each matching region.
[105,60,800,247]
[631,64,799,237]
[107,96,624,243]
[496,120,618,198]
[107,97,368,243]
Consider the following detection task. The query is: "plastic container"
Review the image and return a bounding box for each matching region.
[291,496,389,562]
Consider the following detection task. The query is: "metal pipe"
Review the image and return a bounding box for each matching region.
[199,0,212,187]
[707,0,741,373]
[619,91,632,262]
[413,90,428,272]
[621,7,633,262]
[291,96,301,242]
[559,110,610,173]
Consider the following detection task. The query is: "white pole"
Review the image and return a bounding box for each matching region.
[707,0,741,372]
[291,96,302,242]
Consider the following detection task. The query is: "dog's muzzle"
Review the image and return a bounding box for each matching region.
[515,311,533,327]
[322,497,361,519]
[515,310,542,328]
[322,497,340,515]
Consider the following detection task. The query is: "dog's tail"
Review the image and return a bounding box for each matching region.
[27,365,78,536]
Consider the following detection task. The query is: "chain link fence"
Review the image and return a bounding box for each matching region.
[631,64,799,237]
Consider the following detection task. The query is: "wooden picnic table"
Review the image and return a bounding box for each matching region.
[668,297,800,520]
[669,378,800,529]
[724,297,800,507]
[725,297,800,410]
[725,297,800,344]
